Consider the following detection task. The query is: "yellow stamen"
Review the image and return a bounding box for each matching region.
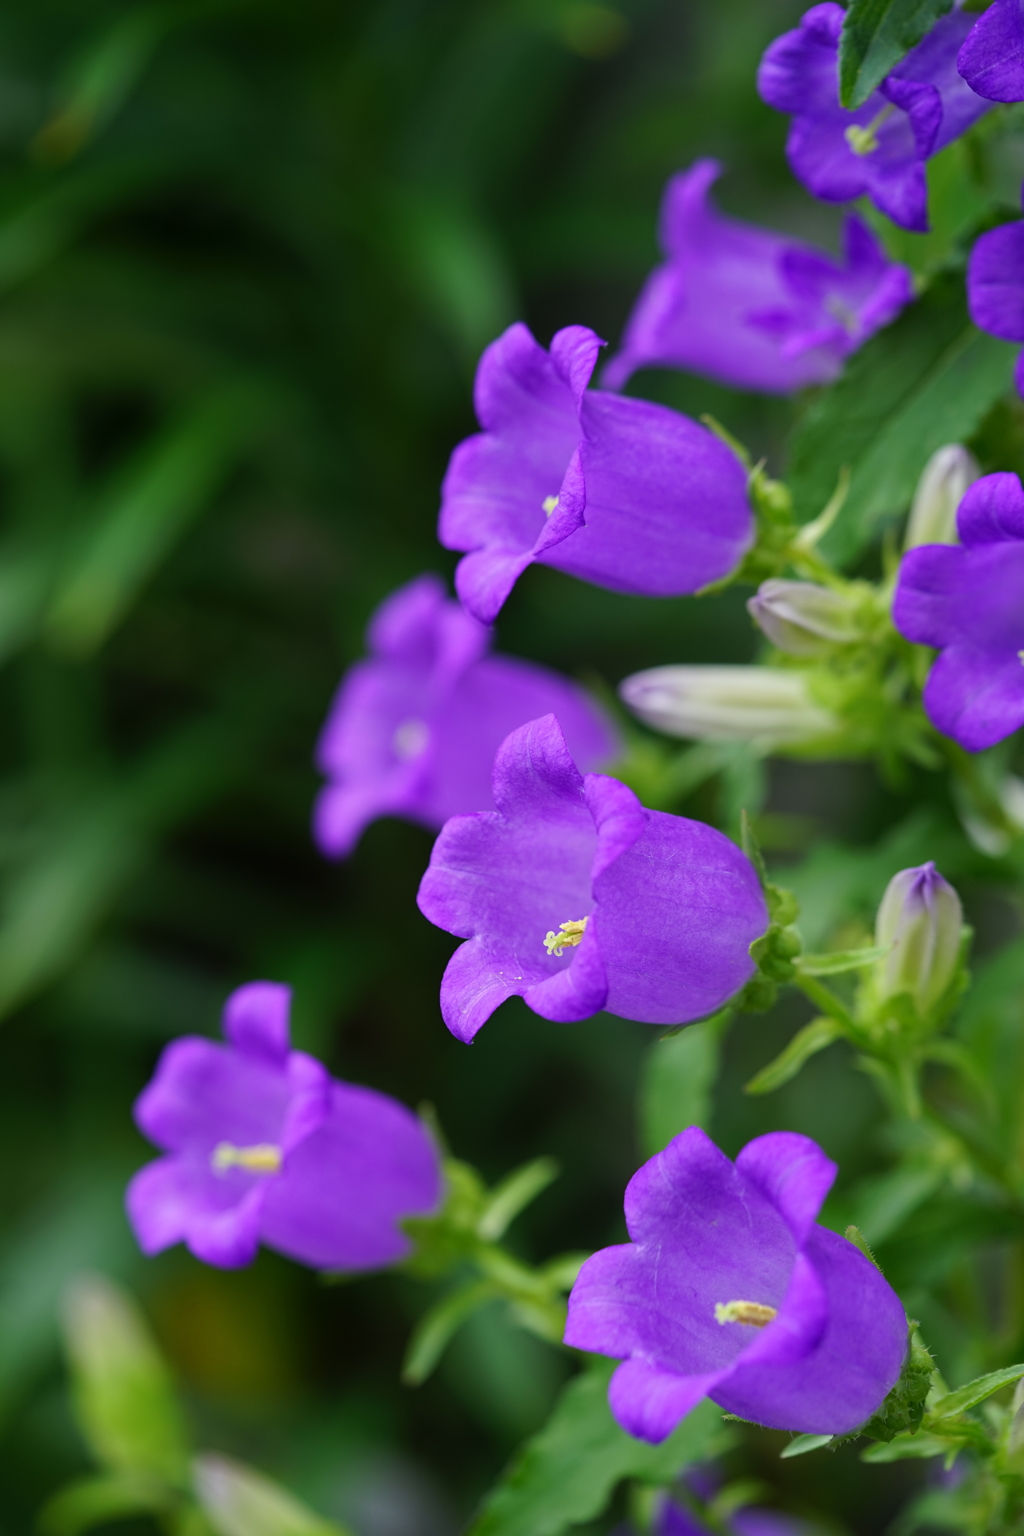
[211,1142,283,1175]
[714,1299,778,1328]
[844,104,895,156]
[542,495,559,517]
[544,916,589,956]
[1018,650,1024,666]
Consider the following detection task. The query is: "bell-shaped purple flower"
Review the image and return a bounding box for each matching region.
[438,323,753,624]
[893,472,1024,750]
[658,1494,817,1536]
[604,160,912,395]
[416,714,767,1041]
[967,197,1024,398]
[313,574,617,856]
[758,4,991,233]
[126,982,442,1270]
[565,1126,906,1442]
[958,0,1024,103]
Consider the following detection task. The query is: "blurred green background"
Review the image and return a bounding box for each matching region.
[2,1,1023,1532]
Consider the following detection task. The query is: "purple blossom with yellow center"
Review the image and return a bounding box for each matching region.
[565,1126,906,1442]
[313,574,617,856]
[966,193,1024,399]
[415,714,767,1041]
[958,0,1024,103]
[603,160,912,396]
[894,472,1024,751]
[126,982,442,1271]
[438,323,753,624]
[758,4,991,233]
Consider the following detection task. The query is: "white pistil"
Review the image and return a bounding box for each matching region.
[211,1142,283,1175]
[542,495,559,517]
[392,717,430,761]
[714,1299,778,1328]
[544,916,589,956]
[844,104,895,156]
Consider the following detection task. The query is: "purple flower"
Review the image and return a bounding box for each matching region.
[958,0,1024,102]
[126,982,442,1270]
[658,1499,817,1536]
[603,161,912,395]
[564,1126,906,1442]
[415,714,767,1041]
[313,574,617,856]
[758,4,991,233]
[893,472,1024,751]
[967,200,1024,398]
[438,323,753,624]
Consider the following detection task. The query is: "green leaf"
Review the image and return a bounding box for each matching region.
[850,1161,947,1246]
[45,382,272,656]
[744,1017,843,1096]
[402,1279,499,1385]
[476,1157,560,1242]
[640,1011,726,1155]
[787,278,1018,566]
[839,0,953,109]
[193,1455,349,1536]
[861,1432,957,1462]
[62,1274,190,1484]
[779,1433,833,1459]
[467,1358,727,1536]
[32,5,174,164]
[928,1363,1024,1419]
[37,1472,175,1536]
[797,945,889,975]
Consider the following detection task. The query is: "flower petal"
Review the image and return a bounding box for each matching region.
[735,1132,837,1246]
[958,0,1024,102]
[715,1227,906,1434]
[134,1037,289,1154]
[260,1082,442,1270]
[923,644,1024,752]
[608,1356,726,1444]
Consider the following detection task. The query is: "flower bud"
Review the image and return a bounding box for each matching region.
[873,862,962,1016]
[903,445,978,550]
[747,579,860,656]
[619,665,838,747]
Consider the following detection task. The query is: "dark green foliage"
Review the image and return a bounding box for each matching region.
[838,0,954,108]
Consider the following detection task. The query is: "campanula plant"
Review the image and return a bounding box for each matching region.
[313,573,616,855]
[26,0,1024,1532]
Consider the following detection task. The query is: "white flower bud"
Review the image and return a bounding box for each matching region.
[747,579,860,656]
[903,445,978,550]
[873,862,963,1016]
[619,665,838,747]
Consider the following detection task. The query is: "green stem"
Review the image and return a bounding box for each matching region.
[793,972,860,1036]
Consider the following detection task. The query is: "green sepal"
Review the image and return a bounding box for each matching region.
[859,1326,935,1442]
[779,1433,833,1459]
[744,1017,843,1095]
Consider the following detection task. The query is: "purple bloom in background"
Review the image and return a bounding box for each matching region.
[438,323,753,624]
[657,1497,818,1536]
[565,1126,906,1442]
[313,574,617,856]
[958,0,1024,102]
[416,714,767,1041]
[894,472,1024,750]
[967,199,1024,398]
[603,160,912,395]
[758,4,991,232]
[127,982,441,1270]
